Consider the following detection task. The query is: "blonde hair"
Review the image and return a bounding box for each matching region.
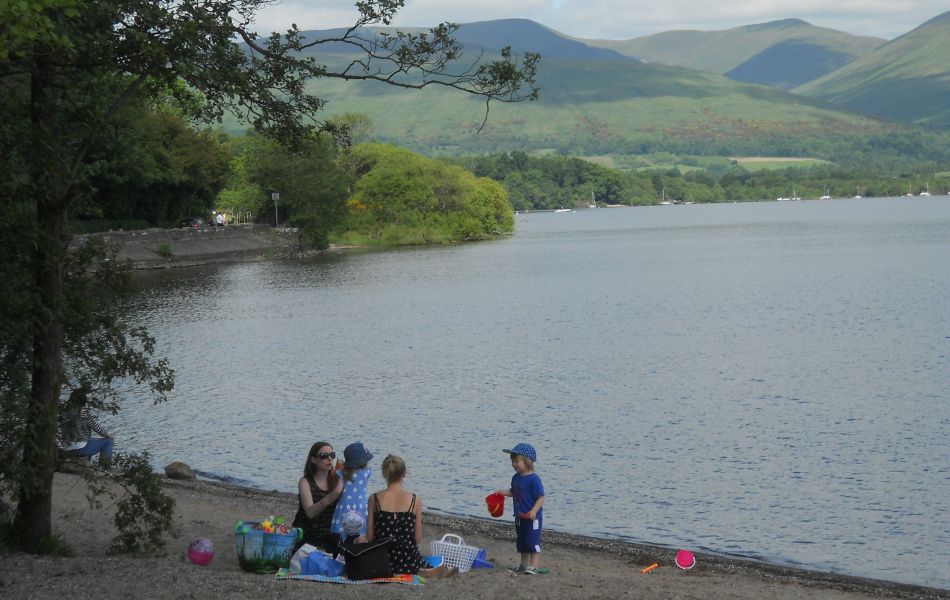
[511,454,535,472]
[381,454,406,484]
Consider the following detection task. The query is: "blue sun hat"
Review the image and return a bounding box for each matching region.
[503,443,537,462]
[343,442,373,466]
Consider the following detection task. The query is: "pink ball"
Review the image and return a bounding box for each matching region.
[188,537,215,566]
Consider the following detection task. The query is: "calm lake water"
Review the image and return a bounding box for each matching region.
[116,197,949,589]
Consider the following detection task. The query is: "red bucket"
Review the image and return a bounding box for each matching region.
[485,493,505,518]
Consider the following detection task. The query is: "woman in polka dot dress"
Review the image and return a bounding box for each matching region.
[365,455,458,578]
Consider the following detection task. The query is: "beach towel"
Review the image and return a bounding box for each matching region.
[275,568,422,585]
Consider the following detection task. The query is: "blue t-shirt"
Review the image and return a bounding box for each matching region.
[330,466,371,535]
[510,472,544,517]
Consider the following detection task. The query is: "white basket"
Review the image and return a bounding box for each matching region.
[430,533,480,573]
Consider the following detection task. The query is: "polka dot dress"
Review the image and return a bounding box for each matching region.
[330,467,371,536]
[371,493,428,575]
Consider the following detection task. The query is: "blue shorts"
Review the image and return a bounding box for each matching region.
[515,515,542,553]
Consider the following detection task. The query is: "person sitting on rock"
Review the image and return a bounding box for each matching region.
[58,385,114,467]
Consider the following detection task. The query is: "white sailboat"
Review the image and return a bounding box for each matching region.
[919,183,932,197]
[819,188,831,200]
[659,188,671,205]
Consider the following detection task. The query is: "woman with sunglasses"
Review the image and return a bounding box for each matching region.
[293,441,344,552]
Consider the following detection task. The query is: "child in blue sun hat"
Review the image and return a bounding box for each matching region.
[330,442,373,546]
[495,442,546,575]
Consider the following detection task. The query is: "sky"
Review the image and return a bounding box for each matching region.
[250,0,947,41]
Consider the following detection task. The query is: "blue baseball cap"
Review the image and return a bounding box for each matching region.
[503,443,537,462]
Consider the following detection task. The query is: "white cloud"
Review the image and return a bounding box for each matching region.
[250,0,948,40]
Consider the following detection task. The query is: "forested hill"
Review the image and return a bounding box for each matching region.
[794,11,950,128]
[580,19,883,84]
[234,20,910,162]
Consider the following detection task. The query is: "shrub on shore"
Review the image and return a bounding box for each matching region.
[332,144,515,246]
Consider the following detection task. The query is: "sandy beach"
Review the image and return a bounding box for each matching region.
[1,473,944,600]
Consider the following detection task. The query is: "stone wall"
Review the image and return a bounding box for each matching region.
[75,224,301,269]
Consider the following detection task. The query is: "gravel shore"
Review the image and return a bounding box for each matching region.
[1,473,945,599]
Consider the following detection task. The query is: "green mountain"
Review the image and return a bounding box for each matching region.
[794,12,950,127]
[222,19,930,160]
[582,19,883,84]
[290,49,888,157]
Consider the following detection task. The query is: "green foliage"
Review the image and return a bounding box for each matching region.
[156,243,172,258]
[70,109,232,228]
[462,151,950,207]
[80,452,177,554]
[337,144,514,245]
[224,133,351,248]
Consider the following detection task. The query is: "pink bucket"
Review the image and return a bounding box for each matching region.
[675,550,696,570]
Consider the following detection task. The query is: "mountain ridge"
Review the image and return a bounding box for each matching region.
[794,11,950,127]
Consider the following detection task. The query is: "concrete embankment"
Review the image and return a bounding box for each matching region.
[75,224,300,269]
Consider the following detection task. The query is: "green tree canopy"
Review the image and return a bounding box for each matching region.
[339,143,514,244]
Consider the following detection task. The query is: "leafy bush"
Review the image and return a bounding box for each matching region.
[81,452,178,554]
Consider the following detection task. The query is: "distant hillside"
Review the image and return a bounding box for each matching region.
[453,19,635,62]
[221,18,942,162]
[724,40,857,89]
[583,19,883,85]
[794,11,950,128]
[293,19,634,63]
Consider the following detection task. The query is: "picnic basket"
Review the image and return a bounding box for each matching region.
[430,533,480,573]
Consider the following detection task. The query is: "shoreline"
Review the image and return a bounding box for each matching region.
[2,473,944,600]
[186,478,945,599]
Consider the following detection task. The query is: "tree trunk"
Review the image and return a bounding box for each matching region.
[13,59,69,550]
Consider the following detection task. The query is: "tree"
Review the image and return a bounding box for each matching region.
[0,0,538,550]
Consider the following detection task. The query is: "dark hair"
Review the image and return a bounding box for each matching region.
[67,386,90,408]
[304,441,339,491]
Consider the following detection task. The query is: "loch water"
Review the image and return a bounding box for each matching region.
[116,197,949,589]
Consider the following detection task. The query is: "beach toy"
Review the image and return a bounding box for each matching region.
[342,509,365,535]
[485,492,505,518]
[640,562,658,574]
[471,548,494,569]
[675,550,696,570]
[235,518,299,573]
[187,537,215,566]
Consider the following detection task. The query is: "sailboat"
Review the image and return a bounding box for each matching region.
[905,182,915,197]
[853,186,862,199]
[589,188,597,208]
[792,187,801,201]
[920,183,932,197]
[659,188,671,205]
[819,188,831,200]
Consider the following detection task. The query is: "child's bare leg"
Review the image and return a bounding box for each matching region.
[529,552,541,568]
[520,552,531,568]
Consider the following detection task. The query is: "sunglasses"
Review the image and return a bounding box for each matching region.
[317,452,336,460]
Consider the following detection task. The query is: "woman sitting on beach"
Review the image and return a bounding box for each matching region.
[292,441,343,552]
[366,454,457,578]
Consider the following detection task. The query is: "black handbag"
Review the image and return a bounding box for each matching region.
[340,536,393,580]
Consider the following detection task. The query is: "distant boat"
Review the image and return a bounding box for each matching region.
[658,188,670,205]
[792,188,801,201]
[853,186,862,199]
[920,183,931,197]
[819,187,831,200]
[554,208,574,213]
